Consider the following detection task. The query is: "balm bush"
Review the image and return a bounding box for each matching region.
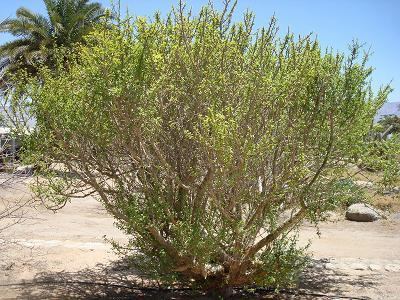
[25,1,390,296]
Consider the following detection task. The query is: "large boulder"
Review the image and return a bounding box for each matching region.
[346,203,380,222]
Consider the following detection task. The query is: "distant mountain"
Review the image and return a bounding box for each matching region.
[375,102,400,122]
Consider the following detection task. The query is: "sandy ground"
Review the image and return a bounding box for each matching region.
[0,174,399,299]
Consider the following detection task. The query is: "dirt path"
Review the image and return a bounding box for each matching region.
[297,219,400,299]
[1,174,399,299]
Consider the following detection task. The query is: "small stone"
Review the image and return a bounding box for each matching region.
[354,180,373,188]
[335,263,351,271]
[369,264,383,271]
[15,164,35,175]
[325,263,336,270]
[350,262,367,270]
[392,213,400,221]
[385,264,400,272]
[310,262,324,270]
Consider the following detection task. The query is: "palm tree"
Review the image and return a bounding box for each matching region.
[0,0,105,84]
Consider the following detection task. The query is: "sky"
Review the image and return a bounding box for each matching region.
[0,0,399,103]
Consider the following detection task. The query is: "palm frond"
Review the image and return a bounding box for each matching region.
[0,18,33,36]
[16,7,52,38]
[0,0,106,83]
[0,38,32,59]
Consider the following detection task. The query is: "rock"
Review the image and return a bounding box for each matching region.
[391,213,400,221]
[353,180,373,188]
[335,263,351,271]
[325,263,336,270]
[382,187,400,195]
[369,264,383,271]
[385,264,400,272]
[311,262,324,270]
[15,164,35,175]
[350,262,367,270]
[346,203,380,222]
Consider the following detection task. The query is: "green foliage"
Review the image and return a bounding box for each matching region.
[329,179,368,208]
[359,134,400,188]
[256,235,310,289]
[378,114,400,135]
[20,1,390,294]
[0,0,106,84]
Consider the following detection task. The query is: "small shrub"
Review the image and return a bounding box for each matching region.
[330,179,368,208]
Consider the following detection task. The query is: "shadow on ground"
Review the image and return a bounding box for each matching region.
[299,259,379,299]
[4,259,377,299]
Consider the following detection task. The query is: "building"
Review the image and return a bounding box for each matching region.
[0,127,20,168]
